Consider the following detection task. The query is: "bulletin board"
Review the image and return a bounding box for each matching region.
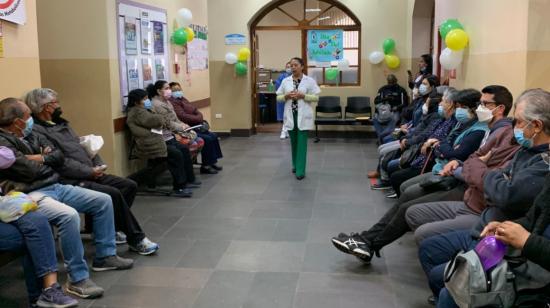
[116,0,170,109]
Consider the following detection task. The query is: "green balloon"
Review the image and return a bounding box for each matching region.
[382,38,396,55]
[235,62,248,76]
[325,68,339,81]
[172,28,188,45]
[439,19,463,39]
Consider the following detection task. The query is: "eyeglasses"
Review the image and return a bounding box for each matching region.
[479,100,497,108]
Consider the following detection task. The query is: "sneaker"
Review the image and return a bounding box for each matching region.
[370,181,391,190]
[280,130,288,139]
[92,255,134,272]
[210,164,223,171]
[296,175,305,180]
[129,237,159,256]
[385,191,398,199]
[187,180,202,188]
[331,232,373,264]
[115,231,127,245]
[64,279,104,299]
[200,166,218,174]
[172,188,193,198]
[37,283,78,308]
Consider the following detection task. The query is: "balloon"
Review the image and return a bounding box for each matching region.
[235,62,248,76]
[184,27,195,42]
[445,29,469,51]
[475,236,506,271]
[439,19,464,40]
[237,47,251,61]
[172,28,188,46]
[439,48,464,70]
[368,51,385,64]
[225,52,238,64]
[384,54,400,69]
[337,59,350,70]
[382,38,396,55]
[176,8,193,28]
[325,68,339,81]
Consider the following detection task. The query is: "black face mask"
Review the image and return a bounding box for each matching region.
[52,107,63,122]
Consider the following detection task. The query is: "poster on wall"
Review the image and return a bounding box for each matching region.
[140,11,151,54]
[124,17,138,55]
[142,58,153,87]
[126,59,140,92]
[155,58,166,80]
[0,0,27,25]
[153,21,164,54]
[307,29,343,62]
[187,24,208,70]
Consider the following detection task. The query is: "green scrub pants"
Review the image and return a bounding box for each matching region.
[289,110,308,177]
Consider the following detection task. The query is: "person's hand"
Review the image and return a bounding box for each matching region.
[181,123,190,130]
[479,150,493,164]
[426,138,438,145]
[421,142,430,155]
[25,154,44,163]
[400,139,407,151]
[174,134,182,142]
[92,166,105,179]
[295,92,305,100]
[440,160,459,176]
[41,147,52,155]
[494,221,531,249]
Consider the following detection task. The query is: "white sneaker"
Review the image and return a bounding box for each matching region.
[280,130,288,139]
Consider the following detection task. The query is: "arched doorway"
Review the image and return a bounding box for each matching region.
[248,0,361,133]
[411,0,436,78]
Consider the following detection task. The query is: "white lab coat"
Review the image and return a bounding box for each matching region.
[276,74,321,131]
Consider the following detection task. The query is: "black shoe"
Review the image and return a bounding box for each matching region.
[296,175,305,180]
[186,180,202,188]
[200,166,218,174]
[172,188,193,198]
[385,190,398,199]
[371,181,391,190]
[331,233,373,264]
[427,295,437,306]
[210,164,223,171]
[292,168,296,174]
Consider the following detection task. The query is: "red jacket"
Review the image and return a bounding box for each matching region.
[168,97,203,126]
[462,119,520,213]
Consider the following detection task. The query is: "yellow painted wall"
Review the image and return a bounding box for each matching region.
[525,0,550,91]
[0,0,41,98]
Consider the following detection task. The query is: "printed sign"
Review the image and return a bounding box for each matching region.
[225,33,246,45]
[307,29,343,62]
[140,10,151,54]
[124,17,137,55]
[153,21,164,54]
[0,0,26,25]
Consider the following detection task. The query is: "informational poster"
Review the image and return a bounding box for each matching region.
[155,58,165,80]
[0,0,27,25]
[126,59,140,92]
[307,29,343,62]
[153,21,164,54]
[124,17,137,55]
[141,58,153,87]
[187,24,208,71]
[140,11,151,54]
[224,33,246,45]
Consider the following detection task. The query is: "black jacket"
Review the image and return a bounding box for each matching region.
[33,117,104,181]
[0,129,64,193]
[374,84,409,112]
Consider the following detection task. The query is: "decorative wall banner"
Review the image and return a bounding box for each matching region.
[225,33,246,45]
[0,0,26,25]
[307,29,343,62]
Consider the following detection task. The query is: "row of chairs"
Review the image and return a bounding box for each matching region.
[314,96,372,142]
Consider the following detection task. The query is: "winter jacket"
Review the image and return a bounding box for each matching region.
[33,117,104,181]
[169,97,204,126]
[462,118,520,214]
[374,84,409,112]
[126,106,167,159]
[405,113,443,146]
[410,116,457,169]
[152,96,187,133]
[0,129,64,193]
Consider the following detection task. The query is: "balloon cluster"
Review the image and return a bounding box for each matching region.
[439,19,469,70]
[171,8,195,46]
[225,48,251,76]
[368,38,400,69]
[325,59,349,82]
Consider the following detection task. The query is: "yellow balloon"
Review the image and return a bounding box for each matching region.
[385,54,400,69]
[445,29,469,51]
[237,47,251,61]
[184,27,195,42]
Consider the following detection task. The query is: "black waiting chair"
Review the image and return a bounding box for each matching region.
[316,96,342,118]
[345,96,371,119]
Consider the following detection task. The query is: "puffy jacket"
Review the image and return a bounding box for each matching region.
[33,117,104,181]
[0,129,64,193]
[168,97,203,126]
[152,96,186,133]
[126,106,167,159]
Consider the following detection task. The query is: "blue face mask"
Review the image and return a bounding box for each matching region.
[454,107,471,123]
[514,122,536,148]
[22,117,34,137]
[437,105,445,118]
[172,91,184,99]
[143,99,152,110]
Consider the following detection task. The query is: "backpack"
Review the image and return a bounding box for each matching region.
[376,103,393,124]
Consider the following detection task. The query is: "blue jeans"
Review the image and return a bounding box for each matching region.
[30,184,116,282]
[418,230,477,297]
[373,118,397,144]
[0,211,58,302]
[197,131,223,165]
[437,288,459,308]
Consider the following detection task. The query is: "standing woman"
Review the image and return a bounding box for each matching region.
[408,54,433,98]
[275,61,292,139]
[276,57,321,180]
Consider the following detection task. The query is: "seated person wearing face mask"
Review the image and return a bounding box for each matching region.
[372,74,410,145]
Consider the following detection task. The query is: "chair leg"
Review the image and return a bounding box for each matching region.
[314,124,320,143]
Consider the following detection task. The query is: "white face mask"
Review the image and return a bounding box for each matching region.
[419,84,429,96]
[285,68,291,74]
[422,103,429,115]
[475,105,496,123]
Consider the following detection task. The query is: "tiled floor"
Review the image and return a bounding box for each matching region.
[0,134,431,308]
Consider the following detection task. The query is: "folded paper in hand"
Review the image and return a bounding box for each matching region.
[79,134,104,158]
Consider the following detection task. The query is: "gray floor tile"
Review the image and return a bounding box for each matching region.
[235,219,278,241]
[192,270,255,308]
[272,219,310,242]
[133,238,194,267]
[115,266,211,288]
[177,239,231,269]
[92,285,200,308]
[243,272,299,308]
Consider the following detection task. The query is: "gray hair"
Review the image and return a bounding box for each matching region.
[517,88,550,135]
[0,98,26,127]
[24,88,57,114]
[444,87,458,103]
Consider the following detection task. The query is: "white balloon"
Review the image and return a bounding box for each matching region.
[176,8,193,28]
[225,52,238,64]
[368,51,385,64]
[439,48,463,70]
[337,59,350,70]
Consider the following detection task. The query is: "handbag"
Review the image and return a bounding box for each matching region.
[419,174,459,192]
[399,143,421,168]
